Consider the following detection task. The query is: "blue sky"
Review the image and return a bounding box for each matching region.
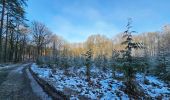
[26,0,170,43]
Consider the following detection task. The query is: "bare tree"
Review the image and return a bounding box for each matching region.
[31,21,52,59]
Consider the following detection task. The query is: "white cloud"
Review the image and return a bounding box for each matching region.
[47,3,122,43]
[49,15,121,43]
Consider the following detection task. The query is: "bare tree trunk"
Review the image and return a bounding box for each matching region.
[4,12,9,62]
[0,0,6,62]
[14,34,19,62]
[86,64,90,82]
[9,30,14,62]
[37,46,40,58]
[22,36,26,61]
[14,24,20,62]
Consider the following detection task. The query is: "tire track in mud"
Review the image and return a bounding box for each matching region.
[0,64,40,100]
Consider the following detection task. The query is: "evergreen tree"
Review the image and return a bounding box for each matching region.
[144,49,150,84]
[0,0,28,62]
[0,0,6,62]
[122,18,138,81]
[101,54,108,72]
[62,48,70,75]
[121,18,145,97]
[110,49,120,78]
[84,49,93,82]
[156,35,167,76]
[94,54,102,68]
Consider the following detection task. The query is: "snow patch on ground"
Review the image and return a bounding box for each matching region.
[136,74,170,99]
[31,64,170,99]
[31,64,129,99]
[13,64,29,74]
[0,64,19,70]
[26,68,52,100]
[31,63,52,78]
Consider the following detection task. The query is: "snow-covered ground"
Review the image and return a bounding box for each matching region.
[31,63,170,100]
[136,74,170,99]
[26,68,52,100]
[0,64,19,70]
[13,64,29,74]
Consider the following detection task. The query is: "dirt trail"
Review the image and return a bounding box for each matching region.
[0,64,41,100]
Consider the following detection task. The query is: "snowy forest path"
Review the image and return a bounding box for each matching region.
[0,63,41,100]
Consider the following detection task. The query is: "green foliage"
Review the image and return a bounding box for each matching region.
[110,49,120,77]
[122,19,143,80]
[120,19,147,98]
[84,49,93,66]
[156,40,167,76]
[59,48,70,74]
[84,49,93,82]
[36,57,44,65]
[155,36,170,81]
[94,54,102,68]
[36,56,54,68]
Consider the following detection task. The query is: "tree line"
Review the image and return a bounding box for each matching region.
[0,0,28,62]
[1,0,170,82]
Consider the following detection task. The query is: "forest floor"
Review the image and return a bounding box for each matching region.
[31,63,170,100]
[1,63,169,100]
[0,63,51,100]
